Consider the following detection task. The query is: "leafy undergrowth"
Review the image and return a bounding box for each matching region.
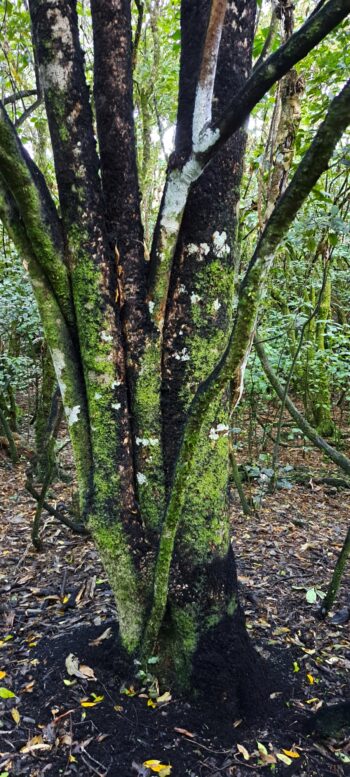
[0,438,350,776]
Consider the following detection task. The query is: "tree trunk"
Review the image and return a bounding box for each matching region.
[1,0,349,713]
[154,0,262,699]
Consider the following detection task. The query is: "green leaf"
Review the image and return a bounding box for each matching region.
[0,687,15,698]
[306,588,317,604]
[276,753,293,766]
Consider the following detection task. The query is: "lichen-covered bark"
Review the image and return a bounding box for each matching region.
[90,0,165,533]
[142,0,256,674]
[27,0,149,650]
[0,173,92,504]
[34,343,58,480]
[143,77,350,660]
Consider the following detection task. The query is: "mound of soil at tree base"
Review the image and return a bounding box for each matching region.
[1,619,333,777]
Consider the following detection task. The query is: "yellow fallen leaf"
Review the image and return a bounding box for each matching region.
[80,694,104,707]
[306,673,314,684]
[257,742,268,756]
[156,691,172,704]
[147,699,157,708]
[0,671,6,679]
[114,705,123,712]
[282,749,300,758]
[237,744,250,760]
[143,761,172,774]
[20,735,52,754]
[121,685,137,696]
[69,755,77,763]
[306,697,319,704]
[11,708,20,725]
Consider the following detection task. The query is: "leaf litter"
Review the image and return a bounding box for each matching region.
[0,409,349,775]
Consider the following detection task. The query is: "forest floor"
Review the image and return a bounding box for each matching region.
[0,409,349,777]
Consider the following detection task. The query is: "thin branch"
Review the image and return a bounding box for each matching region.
[252,6,278,71]
[15,96,43,128]
[254,337,350,477]
[132,0,144,70]
[3,89,37,105]
[25,480,89,536]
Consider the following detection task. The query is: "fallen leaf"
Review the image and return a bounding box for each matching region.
[0,687,15,699]
[143,761,172,775]
[257,742,268,756]
[60,734,72,746]
[89,627,112,646]
[11,708,20,724]
[0,671,6,680]
[22,680,35,692]
[156,691,172,703]
[237,744,250,760]
[121,686,137,696]
[147,699,157,708]
[276,753,293,766]
[306,673,314,684]
[80,664,96,679]
[65,653,96,680]
[80,694,104,707]
[282,749,300,758]
[20,735,52,754]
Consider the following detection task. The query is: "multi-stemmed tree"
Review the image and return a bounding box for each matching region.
[0,0,349,711]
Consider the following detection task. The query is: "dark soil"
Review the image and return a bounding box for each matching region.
[1,418,350,776]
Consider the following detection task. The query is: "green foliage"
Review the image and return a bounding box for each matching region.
[0,236,41,393]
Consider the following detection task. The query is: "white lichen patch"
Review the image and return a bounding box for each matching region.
[160,157,202,234]
[209,423,229,441]
[193,125,220,155]
[136,437,159,447]
[101,331,113,343]
[213,231,230,258]
[191,293,201,304]
[111,402,121,410]
[179,284,187,294]
[67,405,80,427]
[174,348,190,362]
[212,298,221,312]
[148,300,155,314]
[187,243,199,255]
[41,10,73,90]
[94,392,102,400]
[136,472,148,486]
[51,348,67,401]
[199,243,210,255]
[111,379,121,389]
